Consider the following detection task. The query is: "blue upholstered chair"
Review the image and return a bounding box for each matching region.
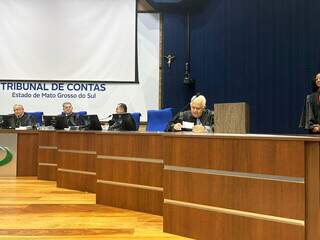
[146,108,173,132]
[61,111,87,117]
[75,111,87,117]
[130,112,141,130]
[26,112,44,126]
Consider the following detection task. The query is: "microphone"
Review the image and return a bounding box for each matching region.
[183,92,201,110]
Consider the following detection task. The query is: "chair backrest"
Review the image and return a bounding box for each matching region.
[213,102,250,133]
[61,111,87,117]
[75,111,87,117]
[26,112,44,126]
[146,108,173,132]
[130,112,141,130]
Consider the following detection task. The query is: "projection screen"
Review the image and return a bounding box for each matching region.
[0,0,136,82]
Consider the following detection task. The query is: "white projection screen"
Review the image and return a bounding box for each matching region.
[0,12,160,120]
[0,0,136,82]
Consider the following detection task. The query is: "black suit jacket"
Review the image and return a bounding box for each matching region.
[60,112,80,126]
[9,113,36,128]
[166,109,214,132]
[300,92,320,132]
[108,114,136,131]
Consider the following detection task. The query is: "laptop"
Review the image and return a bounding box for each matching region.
[79,114,102,130]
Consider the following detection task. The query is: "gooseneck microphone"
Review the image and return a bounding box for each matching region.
[179,92,201,113]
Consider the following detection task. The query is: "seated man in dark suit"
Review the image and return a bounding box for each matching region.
[167,95,214,133]
[108,103,136,131]
[9,104,36,128]
[60,102,80,126]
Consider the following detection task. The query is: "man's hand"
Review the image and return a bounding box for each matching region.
[312,124,320,132]
[173,123,182,131]
[192,124,205,133]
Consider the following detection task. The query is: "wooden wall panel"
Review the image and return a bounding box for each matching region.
[305,142,320,240]
[37,165,56,181]
[97,182,162,215]
[96,133,162,158]
[57,132,96,151]
[96,133,163,215]
[97,159,162,187]
[57,170,96,193]
[163,204,304,240]
[37,131,57,181]
[55,132,97,192]
[38,149,57,164]
[164,137,305,178]
[30,132,320,239]
[164,170,304,220]
[17,132,38,176]
[58,152,96,173]
[163,135,309,239]
[38,131,57,146]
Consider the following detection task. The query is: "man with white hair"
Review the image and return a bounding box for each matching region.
[9,104,36,128]
[167,95,214,133]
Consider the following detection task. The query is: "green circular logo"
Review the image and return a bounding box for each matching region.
[0,147,13,166]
